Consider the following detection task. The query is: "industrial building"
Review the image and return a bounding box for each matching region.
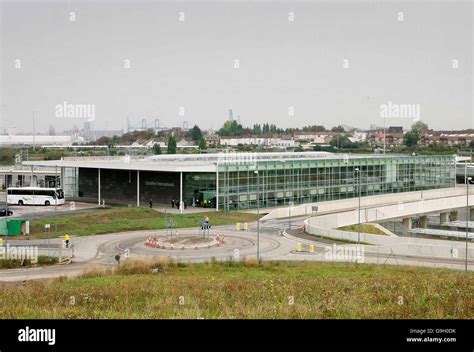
[22,152,455,210]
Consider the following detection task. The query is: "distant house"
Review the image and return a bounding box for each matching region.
[367,126,404,147]
[177,138,198,149]
[294,132,336,145]
[219,136,297,149]
[205,134,220,147]
[422,132,474,147]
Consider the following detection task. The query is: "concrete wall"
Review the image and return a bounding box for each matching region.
[305,190,474,229]
[262,187,472,221]
[304,223,474,260]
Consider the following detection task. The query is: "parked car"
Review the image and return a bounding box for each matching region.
[0,208,13,217]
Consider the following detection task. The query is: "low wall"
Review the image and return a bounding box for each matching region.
[307,192,474,229]
[262,187,472,221]
[303,221,474,260]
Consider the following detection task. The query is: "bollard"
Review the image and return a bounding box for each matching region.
[236,223,241,231]
[309,244,314,253]
[0,238,3,246]
[243,223,248,231]
[297,243,302,252]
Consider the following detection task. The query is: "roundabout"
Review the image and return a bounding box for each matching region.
[144,233,225,250]
[95,228,285,263]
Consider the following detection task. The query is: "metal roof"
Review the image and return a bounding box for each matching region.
[21,152,451,173]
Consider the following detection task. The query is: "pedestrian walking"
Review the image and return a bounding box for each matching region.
[149,199,153,208]
[171,199,175,208]
[64,233,70,248]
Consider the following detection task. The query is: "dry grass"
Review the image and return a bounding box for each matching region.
[0,260,472,319]
[115,256,173,275]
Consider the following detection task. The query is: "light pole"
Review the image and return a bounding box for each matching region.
[355,167,361,243]
[254,169,260,261]
[32,109,37,152]
[3,172,8,236]
[288,201,294,230]
[466,177,472,272]
[55,164,58,240]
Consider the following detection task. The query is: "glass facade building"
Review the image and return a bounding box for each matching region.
[217,155,455,210]
[25,153,455,210]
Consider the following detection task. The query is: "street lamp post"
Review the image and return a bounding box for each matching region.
[254,170,260,261]
[55,165,58,240]
[355,167,361,243]
[288,201,294,230]
[4,172,8,237]
[32,109,37,152]
[466,177,472,272]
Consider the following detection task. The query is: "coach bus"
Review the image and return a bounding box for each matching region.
[7,187,65,206]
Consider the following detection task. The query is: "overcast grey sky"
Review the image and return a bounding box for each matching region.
[1,0,472,134]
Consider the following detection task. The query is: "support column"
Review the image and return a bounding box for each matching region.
[215,164,219,212]
[402,217,412,234]
[137,170,140,207]
[419,215,428,228]
[440,212,448,225]
[60,167,64,189]
[450,210,458,222]
[98,168,101,205]
[470,208,474,221]
[179,172,183,214]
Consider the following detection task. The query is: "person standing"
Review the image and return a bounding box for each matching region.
[149,199,153,208]
[171,199,175,208]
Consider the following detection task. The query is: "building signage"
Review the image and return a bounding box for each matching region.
[145,181,174,187]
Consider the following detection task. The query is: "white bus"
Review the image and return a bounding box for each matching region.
[7,187,65,206]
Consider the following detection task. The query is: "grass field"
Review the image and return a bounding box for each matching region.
[1,260,472,319]
[28,208,259,239]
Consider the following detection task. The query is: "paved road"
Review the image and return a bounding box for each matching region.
[1,219,472,282]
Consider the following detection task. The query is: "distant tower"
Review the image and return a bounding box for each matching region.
[229,109,233,121]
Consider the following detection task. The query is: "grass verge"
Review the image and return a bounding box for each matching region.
[0,259,472,318]
[338,224,388,236]
[306,232,373,245]
[28,208,259,239]
[0,256,58,269]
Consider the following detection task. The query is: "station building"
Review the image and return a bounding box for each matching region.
[23,152,456,210]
